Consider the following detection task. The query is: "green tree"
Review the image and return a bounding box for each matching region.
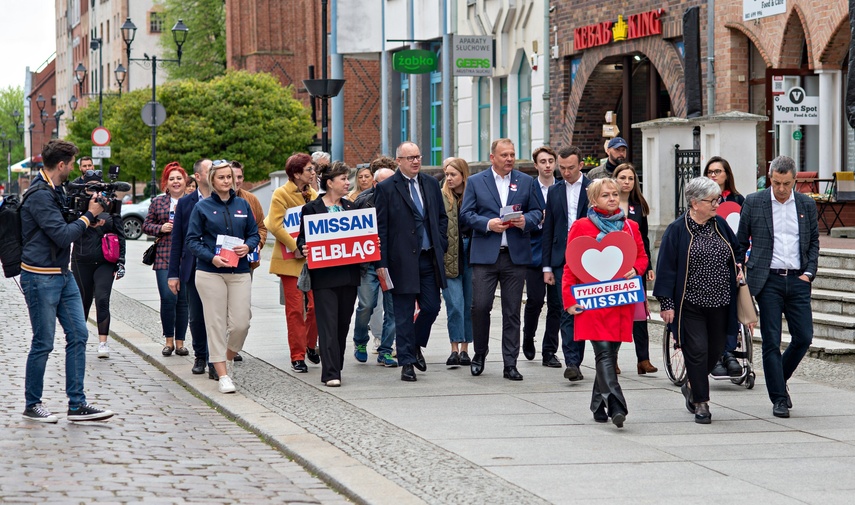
[158,0,226,82]
[66,70,316,184]
[0,86,27,182]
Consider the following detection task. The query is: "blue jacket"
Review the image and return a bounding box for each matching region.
[21,172,95,275]
[168,190,201,282]
[187,189,260,274]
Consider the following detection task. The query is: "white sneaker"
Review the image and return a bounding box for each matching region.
[325,379,341,387]
[226,360,236,380]
[372,337,381,354]
[218,375,236,393]
[97,342,110,359]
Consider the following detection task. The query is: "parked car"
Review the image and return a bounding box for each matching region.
[121,197,152,240]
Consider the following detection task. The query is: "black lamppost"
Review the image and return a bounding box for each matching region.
[73,46,126,127]
[1,131,12,195]
[35,95,65,135]
[27,123,35,171]
[122,17,188,197]
[68,95,78,120]
[302,0,345,153]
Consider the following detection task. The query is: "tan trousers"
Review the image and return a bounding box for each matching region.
[195,270,252,363]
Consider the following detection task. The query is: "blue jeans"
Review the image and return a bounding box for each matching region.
[155,268,188,340]
[550,268,586,366]
[756,274,814,405]
[442,257,473,343]
[353,264,395,355]
[21,271,88,408]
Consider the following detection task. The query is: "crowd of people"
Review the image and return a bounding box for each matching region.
[14,137,819,429]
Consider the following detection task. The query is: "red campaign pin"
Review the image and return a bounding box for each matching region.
[716,201,742,234]
[565,232,637,284]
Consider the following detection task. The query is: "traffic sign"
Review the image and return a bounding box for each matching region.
[91,127,111,146]
[141,101,167,127]
[92,146,111,158]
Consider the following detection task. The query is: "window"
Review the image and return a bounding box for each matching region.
[400,73,410,143]
[478,78,491,161]
[429,45,443,166]
[499,77,508,139]
[150,12,164,34]
[518,59,532,160]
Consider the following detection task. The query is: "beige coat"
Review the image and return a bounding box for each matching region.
[264,180,317,277]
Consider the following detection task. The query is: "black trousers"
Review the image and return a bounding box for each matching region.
[313,285,358,383]
[71,261,115,336]
[472,250,526,367]
[393,251,441,367]
[523,266,558,357]
[591,340,626,415]
[681,301,729,403]
[185,272,209,362]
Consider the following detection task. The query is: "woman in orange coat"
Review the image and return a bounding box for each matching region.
[563,178,648,428]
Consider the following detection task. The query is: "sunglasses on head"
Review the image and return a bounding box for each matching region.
[211,159,231,168]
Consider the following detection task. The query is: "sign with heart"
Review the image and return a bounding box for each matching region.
[565,232,638,284]
[716,201,742,234]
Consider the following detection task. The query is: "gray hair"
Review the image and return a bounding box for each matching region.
[395,141,419,157]
[685,177,721,206]
[311,151,330,164]
[769,155,797,178]
[374,168,394,182]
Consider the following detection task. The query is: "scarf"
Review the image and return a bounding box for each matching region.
[587,207,626,241]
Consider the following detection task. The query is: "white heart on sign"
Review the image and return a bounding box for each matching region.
[580,246,623,282]
[726,213,740,234]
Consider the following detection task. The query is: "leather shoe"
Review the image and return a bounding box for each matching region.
[306,347,321,364]
[458,351,471,366]
[723,351,742,377]
[522,337,536,360]
[446,351,460,366]
[593,404,608,423]
[786,385,793,409]
[773,399,790,418]
[208,366,219,381]
[711,359,728,377]
[401,364,417,382]
[291,360,308,373]
[563,364,583,381]
[415,348,427,372]
[503,366,523,381]
[191,357,206,375]
[175,346,189,356]
[542,354,562,368]
[637,360,658,374]
[681,383,696,414]
[695,402,712,424]
[233,352,243,362]
[470,353,486,376]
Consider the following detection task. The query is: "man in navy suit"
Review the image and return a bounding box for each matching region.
[460,138,543,380]
[375,142,448,382]
[542,146,590,381]
[736,155,819,418]
[168,158,213,378]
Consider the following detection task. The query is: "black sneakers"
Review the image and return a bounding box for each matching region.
[22,403,58,423]
[67,404,115,422]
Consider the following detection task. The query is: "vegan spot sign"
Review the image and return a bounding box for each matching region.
[565,232,644,309]
[303,208,381,268]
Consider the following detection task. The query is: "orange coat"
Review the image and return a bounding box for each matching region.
[562,218,648,342]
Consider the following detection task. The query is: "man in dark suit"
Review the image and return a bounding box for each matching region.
[736,155,819,419]
[375,142,448,382]
[542,146,590,381]
[460,138,543,380]
[168,158,214,378]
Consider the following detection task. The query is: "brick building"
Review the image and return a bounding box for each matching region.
[224,0,381,165]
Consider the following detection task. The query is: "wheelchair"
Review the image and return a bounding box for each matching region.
[662,322,755,389]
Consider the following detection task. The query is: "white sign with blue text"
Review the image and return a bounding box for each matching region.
[572,276,645,310]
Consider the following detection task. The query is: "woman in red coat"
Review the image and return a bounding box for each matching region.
[562,178,648,428]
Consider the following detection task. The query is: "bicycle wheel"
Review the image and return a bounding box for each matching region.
[662,325,687,386]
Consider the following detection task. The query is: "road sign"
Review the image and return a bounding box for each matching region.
[793,130,803,141]
[91,127,111,146]
[92,146,111,158]
[141,101,167,127]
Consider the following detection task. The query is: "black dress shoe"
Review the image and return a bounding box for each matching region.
[175,346,190,356]
[291,360,308,373]
[786,386,793,409]
[593,404,608,423]
[306,347,320,364]
[563,364,584,381]
[458,351,472,366]
[711,358,728,377]
[522,337,536,360]
[446,351,460,366]
[542,354,562,368]
[503,366,523,381]
[470,354,486,376]
[208,366,219,381]
[233,353,243,362]
[723,351,741,377]
[773,399,790,418]
[681,383,696,414]
[191,357,206,375]
[401,364,417,382]
[695,402,712,424]
[415,348,427,372]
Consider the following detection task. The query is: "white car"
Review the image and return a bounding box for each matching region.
[120,197,152,240]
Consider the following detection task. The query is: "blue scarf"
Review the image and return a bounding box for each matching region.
[586,207,626,241]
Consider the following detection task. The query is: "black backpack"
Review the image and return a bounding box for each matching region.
[0,186,52,278]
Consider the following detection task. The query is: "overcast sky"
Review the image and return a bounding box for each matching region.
[0,0,57,91]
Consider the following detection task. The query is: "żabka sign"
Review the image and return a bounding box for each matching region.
[393,49,438,74]
[304,208,381,268]
[574,9,665,52]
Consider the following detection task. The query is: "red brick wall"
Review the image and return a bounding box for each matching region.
[28,59,57,158]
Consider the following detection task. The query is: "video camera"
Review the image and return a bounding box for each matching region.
[63,164,131,221]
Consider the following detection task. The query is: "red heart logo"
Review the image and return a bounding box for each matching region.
[716,201,741,234]
[565,232,637,284]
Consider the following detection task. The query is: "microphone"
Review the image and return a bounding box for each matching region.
[112,181,132,192]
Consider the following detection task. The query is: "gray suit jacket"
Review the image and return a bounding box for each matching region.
[736,189,819,296]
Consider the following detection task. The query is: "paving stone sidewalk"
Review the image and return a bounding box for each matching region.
[0,277,349,505]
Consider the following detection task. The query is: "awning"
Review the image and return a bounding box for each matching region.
[10,154,43,172]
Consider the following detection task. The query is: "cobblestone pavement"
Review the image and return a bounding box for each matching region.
[0,278,350,505]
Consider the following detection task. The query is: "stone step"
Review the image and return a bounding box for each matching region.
[647,288,855,318]
[818,249,855,270]
[813,267,855,291]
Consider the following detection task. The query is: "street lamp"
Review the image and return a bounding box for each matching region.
[302,0,345,154]
[73,43,126,127]
[38,109,65,135]
[123,17,188,197]
[68,95,78,120]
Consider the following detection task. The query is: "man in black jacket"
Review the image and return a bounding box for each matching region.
[19,140,114,423]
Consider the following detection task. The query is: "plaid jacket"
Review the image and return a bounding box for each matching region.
[143,194,174,270]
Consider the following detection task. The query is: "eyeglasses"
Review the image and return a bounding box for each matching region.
[397,155,423,162]
[706,169,724,176]
[211,159,230,168]
[700,197,720,206]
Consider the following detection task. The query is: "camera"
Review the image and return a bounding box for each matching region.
[63,165,130,221]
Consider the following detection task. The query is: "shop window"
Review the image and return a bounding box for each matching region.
[478,77,491,161]
[518,59,532,160]
[429,44,443,166]
[401,73,410,143]
[500,77,508,139]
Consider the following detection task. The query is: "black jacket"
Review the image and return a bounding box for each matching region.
[296,196,362,290]
[72,212,126,265]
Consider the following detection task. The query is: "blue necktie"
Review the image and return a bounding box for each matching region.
[409,178,430,250]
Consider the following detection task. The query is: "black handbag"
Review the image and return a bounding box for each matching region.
[142,239,158,265]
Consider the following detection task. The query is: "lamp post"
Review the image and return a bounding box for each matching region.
[122,17,188,197]
[73,46,126,127]
[302,0,345,154]
[35,95,65,135]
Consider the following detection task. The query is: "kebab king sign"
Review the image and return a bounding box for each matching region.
[574,9,665,52]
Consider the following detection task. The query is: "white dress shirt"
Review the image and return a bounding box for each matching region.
[770,190,801,270]
[566,178,584,225]
[491,168,511,247]
[401,172,424,209]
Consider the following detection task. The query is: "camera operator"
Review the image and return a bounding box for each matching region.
[71,168,127,360]
[19,140,115,423]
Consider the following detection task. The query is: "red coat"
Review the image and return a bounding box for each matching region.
[562,218,648,342]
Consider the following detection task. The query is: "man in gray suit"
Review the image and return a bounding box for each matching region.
[736,155,819,419]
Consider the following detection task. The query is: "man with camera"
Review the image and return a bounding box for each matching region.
[19,140,115,423]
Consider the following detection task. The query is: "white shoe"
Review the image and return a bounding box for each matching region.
[226,360,235,380]
[325,379,341,387]
[97,342,110,359]
[372,337,381,354]
[218,375,236,393]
